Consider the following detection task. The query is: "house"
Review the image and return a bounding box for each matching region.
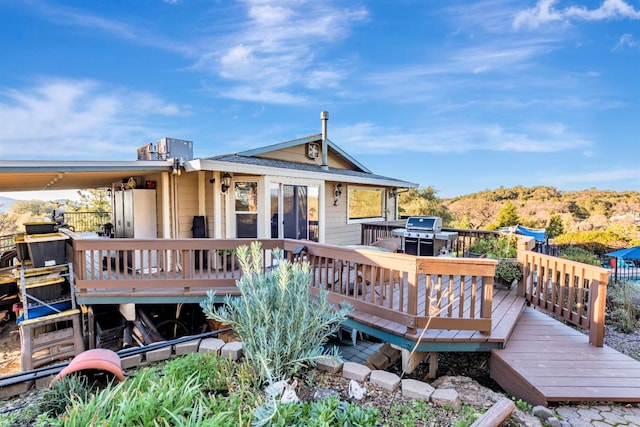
[0,112,417,245]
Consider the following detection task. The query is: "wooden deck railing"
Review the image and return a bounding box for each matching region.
[517,250,610,346]
[299,241,496,334]
[70,237,281,294]
[69,236,498,335]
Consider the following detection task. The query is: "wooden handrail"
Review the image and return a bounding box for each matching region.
[69,236,498,335]
[517,250,610,346]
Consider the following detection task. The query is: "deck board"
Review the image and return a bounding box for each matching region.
[491,307,640,405]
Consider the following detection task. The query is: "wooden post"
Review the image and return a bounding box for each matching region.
[588,271,609,347]
[406,270,419,334]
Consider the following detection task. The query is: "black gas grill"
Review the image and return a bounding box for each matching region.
[399,216,458,256]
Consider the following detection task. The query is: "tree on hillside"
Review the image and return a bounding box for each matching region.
[398,186,451,225]
[0,200,53,235]
[546,214,564,239]
[495,200,520,228]
[74,189,111,213]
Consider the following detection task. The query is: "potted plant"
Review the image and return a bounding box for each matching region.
[494,258,523,288]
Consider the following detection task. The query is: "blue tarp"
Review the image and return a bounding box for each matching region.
[499,225,547,243]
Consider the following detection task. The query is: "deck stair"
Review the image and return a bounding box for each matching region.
[491,307,640,406]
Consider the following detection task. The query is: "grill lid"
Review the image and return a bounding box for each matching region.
[405,216,443,232]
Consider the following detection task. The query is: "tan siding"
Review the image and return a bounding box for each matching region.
[256,144,357,170]
[323,184,361,245]
[175,173,200,238]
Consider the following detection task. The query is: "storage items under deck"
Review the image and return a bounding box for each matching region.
[23,232,69,268]
[15,263,84,370]
[0,274,18,322]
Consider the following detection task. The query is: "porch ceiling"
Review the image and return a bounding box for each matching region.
[0,161,173,192]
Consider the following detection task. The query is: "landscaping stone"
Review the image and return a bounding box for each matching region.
[145,345,172,363]
[316,356,343,373]
[341,362,371,382]
[431,388,461,411]
[221,341,243,360]
[401,378,434,401]
[35,375,54,389]
[379,343,401,363]
[366,352,390,370]
[369,370,400,392]
[174,339,200,356]
[532,405,555,421]
[120,354,142,370]
[198,338,225,354]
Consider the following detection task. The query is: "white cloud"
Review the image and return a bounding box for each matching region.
[197,1,368,102]
[26,0,194,55]
[613,33,639,51]
[0,78,189,160]
[514,0,640,30]
[330,121,592,155]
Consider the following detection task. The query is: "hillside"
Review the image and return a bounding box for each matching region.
[442,186,640,239]
[0,197,17,214]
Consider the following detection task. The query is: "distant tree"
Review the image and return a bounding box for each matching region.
[399,186,452,225]
[495,200,520,228]
[457,216,471,230]
[1,200,53,235]
[546,214,564,239]
[566,200,590,221]
[74,189,111,212]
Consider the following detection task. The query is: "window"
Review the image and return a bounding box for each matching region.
[348,187,383,221]
[234,181,258,238]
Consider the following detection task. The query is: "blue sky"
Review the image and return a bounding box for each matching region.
[0,0,639,200]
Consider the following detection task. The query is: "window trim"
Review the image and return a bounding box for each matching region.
[346,185,385,225]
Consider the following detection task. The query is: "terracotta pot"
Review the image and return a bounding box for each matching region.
[52,348,125,384]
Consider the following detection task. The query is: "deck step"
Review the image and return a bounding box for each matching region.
[491,307,640,406]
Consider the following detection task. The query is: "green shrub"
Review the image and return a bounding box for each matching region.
[607,280,640,333]
[558,246,600,266]
[200,241,352,384]
[494,259,523,284]
[469,235,517,258]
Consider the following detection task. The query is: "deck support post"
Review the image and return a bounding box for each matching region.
[392,345,438,377]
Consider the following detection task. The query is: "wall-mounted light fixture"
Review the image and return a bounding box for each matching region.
[388,187,398,199]
[333,183,343,206]
[221,172,232,194]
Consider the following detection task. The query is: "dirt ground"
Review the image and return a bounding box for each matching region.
[0,321,21,376]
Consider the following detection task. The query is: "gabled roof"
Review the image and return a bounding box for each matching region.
[185,155,416,188]
[236,133,372,173]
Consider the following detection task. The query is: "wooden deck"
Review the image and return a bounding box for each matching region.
[491,307,640,406]
[342,283,527,353]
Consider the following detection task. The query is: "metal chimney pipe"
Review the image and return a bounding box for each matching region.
[321,111,329,170]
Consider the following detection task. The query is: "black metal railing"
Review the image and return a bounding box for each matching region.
[0,233,17,253]
[63,211,112,233]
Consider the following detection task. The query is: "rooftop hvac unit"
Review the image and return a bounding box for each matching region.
[137,143,159,160]
[157,138,193,162]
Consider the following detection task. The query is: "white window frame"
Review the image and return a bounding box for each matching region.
[346,185,386,225]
